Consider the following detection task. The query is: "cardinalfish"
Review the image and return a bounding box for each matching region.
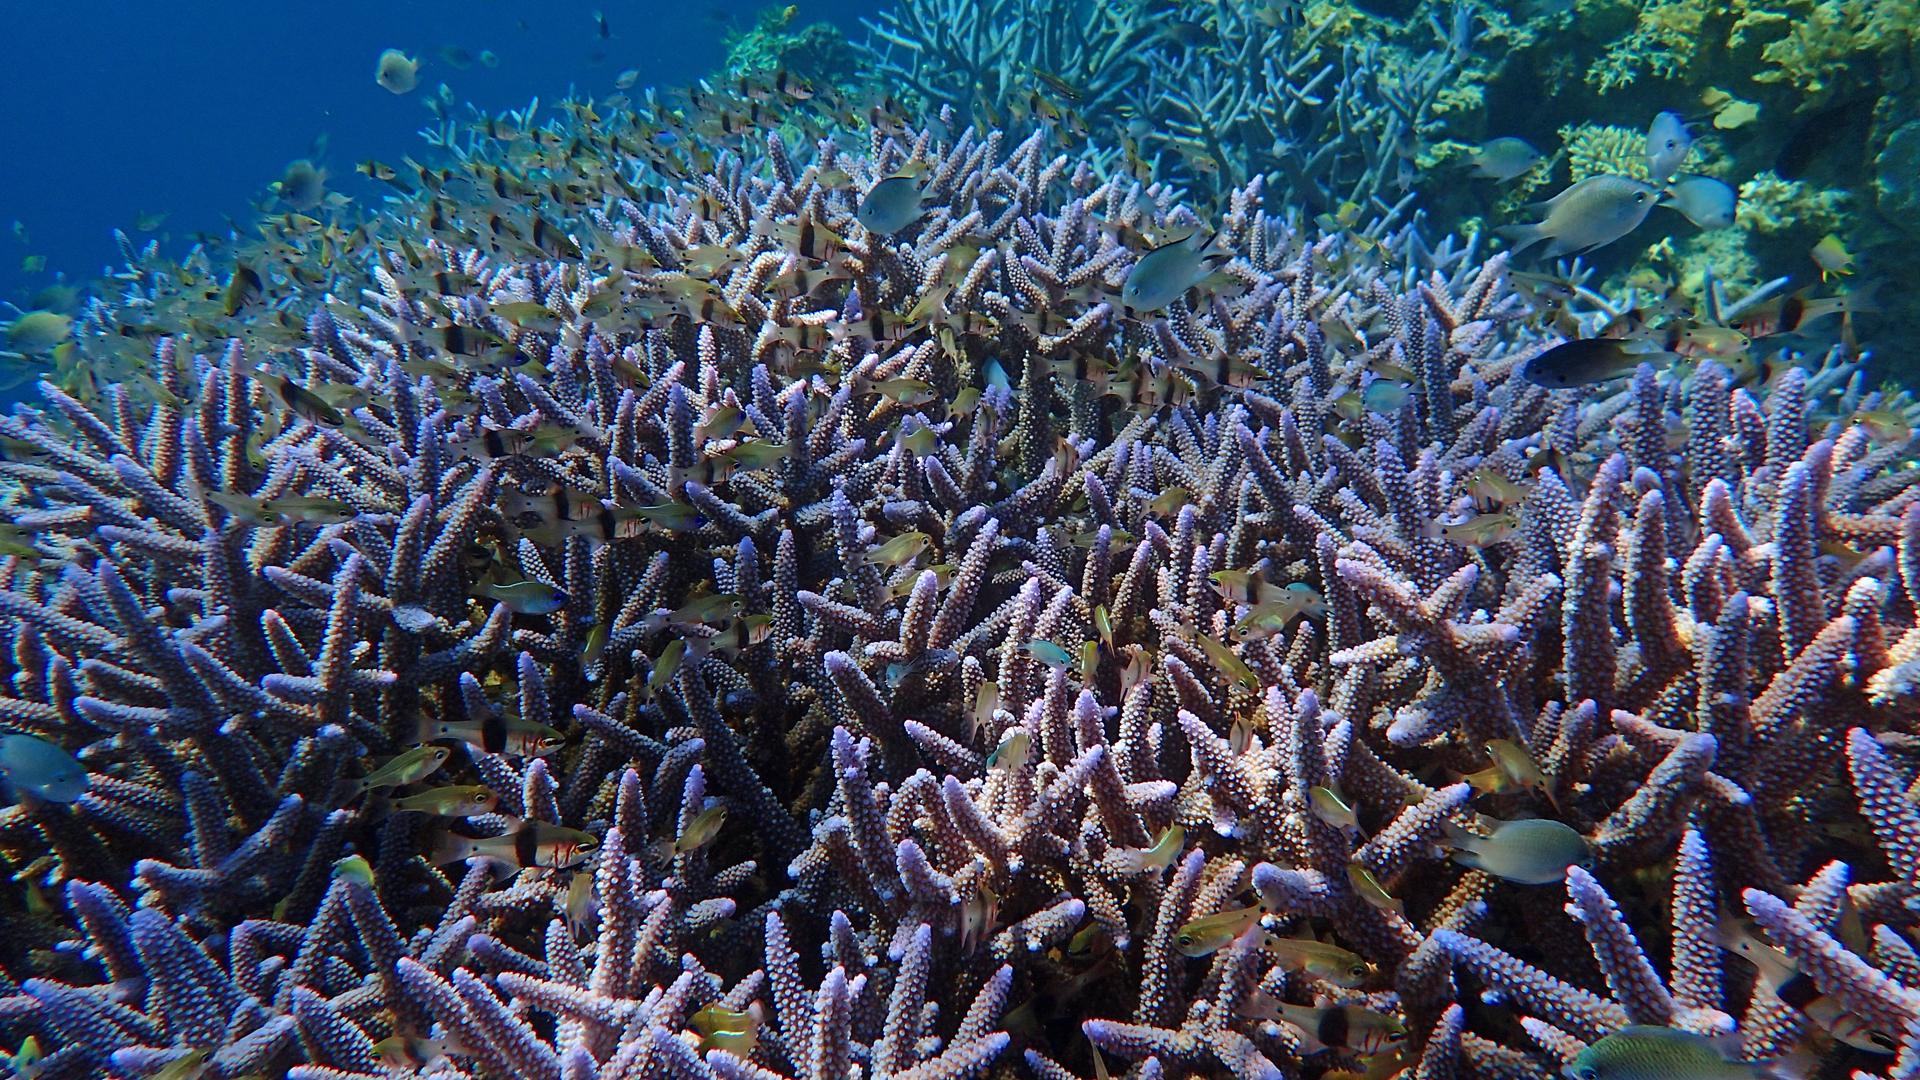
[385,785,499,818]
[1718,920,1897,1053]
[1260,934,1370,988]
[1174,905,1265,956]
[1113,824,1185,874]
[969,679,1001,739]
[862,531,931,569]
[1730,287,1876,339]
[1427,511,1519,548]
[645,640,687,699]
[960,884,1000,955]
[355,746,450,792]
[1242,997,1407,1055]
[1231,584,1328,642]
[417,712,565,758]
[642,593,744,633]
[205,492,357,527]
[1851,409,1913,444]
[890,564,954,598]
[1465,467,1529,512]
[431,820,600,868]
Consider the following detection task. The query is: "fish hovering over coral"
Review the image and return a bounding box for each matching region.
[1440,818,1590,884]
[1465,137,1543,181]
[1501,175,1661,259]
[1644,111,1695,183]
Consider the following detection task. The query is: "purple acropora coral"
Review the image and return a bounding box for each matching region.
[0,69,1911,1080]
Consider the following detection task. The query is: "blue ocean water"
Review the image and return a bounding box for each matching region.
[0,0,878,314]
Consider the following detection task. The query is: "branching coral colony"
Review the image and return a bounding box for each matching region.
[0,84,1917,1080]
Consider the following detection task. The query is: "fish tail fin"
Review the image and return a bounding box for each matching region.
[1495,223,1546,256]
[428,829,477,865]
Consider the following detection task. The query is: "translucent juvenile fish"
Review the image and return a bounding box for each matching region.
[205,493,356,527]
[987,729,1031,771]
[646,640,686,698]
[688,614,775,661]
[1231,583,1328,642]
[1346,862,1403,915]
[1467,137,1543,181]
[1020,639,1077,671]
[1309,785,1362,836]
[1662,174,1736,229]
[474,579,569,615]
[862,531,931,568]
[1519,337,1672,389]
[356,746,450,792]
[1465,467,1529,511]
[1811,234,1856,280]
[1148,486,1192,516]
[1196,631,1260,690]
[1440,817,1591,884]
[642,594,744,632]
[0,734,88,803]
[431,820,600,868]
[675,805,728,853]
[389,785,499,817]
[1426,511,1520,548]
[1644,111,1694,182]
[1121,230,1229,313]
[1113,824,1185,874]
[1499,175,1661,259]
[1571,1026,1766,1080]
[1174,905,1264,956]
[1259,934,1371,988]
[857,174,926,234]
[1852,410,1912,443]
[376,49,420,94]
[1484,739,1556,807]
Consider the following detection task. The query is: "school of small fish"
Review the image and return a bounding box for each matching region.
[0,28,1912,1080]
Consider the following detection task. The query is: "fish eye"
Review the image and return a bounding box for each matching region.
[1871,1032,1898,1050]
[1387,1032,1406,1043]
[1577,1069,1599,1080]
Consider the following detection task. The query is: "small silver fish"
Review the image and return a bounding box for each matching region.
[1645,111,1694,183]
[376,49,420,94]
[857,175,925,235]
[1499,175,1661,259]
[1467,137,1543,181]
[0,734,88,803]
[1440,818,1591,885]
[1662,174,1736,230]
[1121,230,1228,313]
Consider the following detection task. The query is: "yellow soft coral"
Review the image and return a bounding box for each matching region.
[1735,170,1849,233]
[1561,123,1650,182]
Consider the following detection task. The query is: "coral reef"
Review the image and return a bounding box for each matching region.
[4,72,1920,1080]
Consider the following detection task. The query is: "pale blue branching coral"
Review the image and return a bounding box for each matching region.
[4,44,1920,1080]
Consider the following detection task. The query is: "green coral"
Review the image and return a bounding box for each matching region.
[1735,170,1849,233]
[1588,0,1713,93]
[1747,0,1917,108]
[1561,123,1651,182]
[723,6,864,90]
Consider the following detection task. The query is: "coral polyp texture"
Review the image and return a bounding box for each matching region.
[1,89,1919,1080]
